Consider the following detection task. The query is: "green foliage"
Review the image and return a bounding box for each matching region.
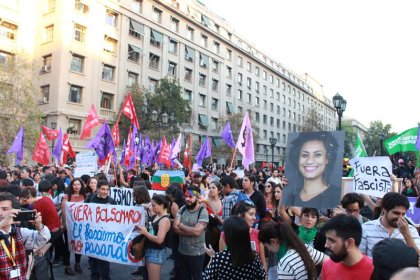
[0,54,44,166]
[342,121,357,157]
[300,105,323,132]
[364,120,394,156]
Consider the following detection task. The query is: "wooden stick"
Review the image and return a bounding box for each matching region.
[230,148,237,170]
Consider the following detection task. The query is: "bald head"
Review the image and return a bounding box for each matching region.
[391,267,420,280]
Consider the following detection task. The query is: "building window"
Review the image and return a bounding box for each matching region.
[226,66,232,78]
[129,19,144,39]
[199,94,206,107]
[152,7,162,23]
[131,0,142,13]
[68,119,81,135]
[68,85,82,103]
[128,44,141,62]
[255,66,260,76]
[247,77,251,89]
[226,101,234,114]
[277,119,280,128]
[269,75,273,84]
[226,84,232,96]
[185,45,195,62]
[73,24,86,42]
[40,85,50,103]
[262,70,267,80]
[105,9,118,27]
[282,108,286,117]
[255,82,260,93]
[102,64,115,81]
[184,68,192,82]
[282,121,286,129]
[255,112,260,122]
[150,29,163,48]
[263,115,267,124]
[43,25,54,42]
[237,73,243,85]
[270,103,274,112]
[168,61,177,76]
[75,0,89,13]
[238,106,243,113]
[200,34,208,47]
[198,114,208,127]
[247,93,251,103]
[70,53,84,73]
[246,61,251,72]
[211,117,218,131]
[183,89,192,102]
[199,53,208,68]
[213,41,220,54]
[211,79,219,92]
[263,100,267,109]
[237,89,242,100]
[263,85,267,95]
[255,96,260,106]
[212,60,219,73]
[104,36,117,54]
[41,54,52,72]
[263,130,267,140]
[149,53,160,70]
[237,56,243,67]
[277,105,280,114]
[100,92,114,109]
[226,49,232,60]
[199,73,206,87]
[211,98,219,111]
[186,26,194,40]
[170,17,179,32]
[0,21,17,41]
[270,117,274,126]
[127,71,138,87]
[148,78,158,92]
[168,39,178,54]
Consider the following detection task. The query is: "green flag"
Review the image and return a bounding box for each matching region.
[354,133,367,157]
[384,127,418,155]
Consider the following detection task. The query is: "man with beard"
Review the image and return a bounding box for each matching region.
[360,192,420,257]
[321,215,373,279]
[174,185,209,280]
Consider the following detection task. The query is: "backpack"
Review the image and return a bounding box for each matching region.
[180,205,204,223]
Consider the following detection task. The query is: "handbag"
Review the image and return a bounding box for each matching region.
[130,234,145,261]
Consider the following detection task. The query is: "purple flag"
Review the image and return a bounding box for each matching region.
[416,125,420,151]
[141,136,151,164]
[196,137,212,166]
[120,139,126,165]
[221,121,235,148]
[128,125,139,169]
[85,122,116,162]
[7,127,24,165]
[52,128,63,162]
[153,140,162,164]
[148,140,155,166]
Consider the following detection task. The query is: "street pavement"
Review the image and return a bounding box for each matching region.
[52,252,173,280]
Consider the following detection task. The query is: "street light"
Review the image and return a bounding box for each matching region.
[264,146,268,163]
[379,133,385,156]
[332,93,347,130]
[152,111,169,138]
[269,137,277,170]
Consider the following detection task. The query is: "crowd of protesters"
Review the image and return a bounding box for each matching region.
[0,159,420,280]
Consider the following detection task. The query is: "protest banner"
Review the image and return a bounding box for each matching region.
[74,152,98,177]
[65,202,145,265]
[349,156,392,198]
[109,187,166,206]
[406,197,420,226]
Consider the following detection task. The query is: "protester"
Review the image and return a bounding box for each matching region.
[85,177,98,202]
[340,192,370,224]
[203,216,266,280]
[242,175,266,229]
[220,175,241,222]
[272,184,283,221]
[258,221,327,279]
[136,194,171,280]
[321,215,373,280]
[266,169,281,185]
[401,178,418,197]
[360,192,420,257]
[0,192,51,279]
[61,178,87,275]
[173,185,209,280]
[297,208,319,246]
[264,181,276,219]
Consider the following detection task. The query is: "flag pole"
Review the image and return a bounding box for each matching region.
[230,148,237,170]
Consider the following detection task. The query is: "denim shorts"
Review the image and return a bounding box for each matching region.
[145,248,166,265]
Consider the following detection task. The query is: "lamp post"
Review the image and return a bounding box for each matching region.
[269,137,277,170]
[332,93,347,130]
[264,146,268,163]
[151,110,169,139]
[379,133,385,156]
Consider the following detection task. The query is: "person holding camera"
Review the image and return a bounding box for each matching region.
[0,192,50,280]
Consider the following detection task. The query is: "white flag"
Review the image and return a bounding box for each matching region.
[235,112,254,169]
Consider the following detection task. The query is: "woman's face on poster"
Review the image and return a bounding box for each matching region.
[298,140,328,180]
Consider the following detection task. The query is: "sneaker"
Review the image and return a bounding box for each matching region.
[64,266,76,276]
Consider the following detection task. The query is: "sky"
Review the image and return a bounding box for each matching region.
[203,0,420,133]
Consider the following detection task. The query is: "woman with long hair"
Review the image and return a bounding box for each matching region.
[200,174,210,199]
[402,178,418,197]
[136,194,171,280]
[203,216,265,279]
[61,178,86,275]
[264,181,276,218]
[85,176,98,201]
[272,184,283,221]
[259,221,327,280]
[219,200,267,273]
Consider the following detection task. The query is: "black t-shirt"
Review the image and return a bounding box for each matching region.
[89,195,116,205]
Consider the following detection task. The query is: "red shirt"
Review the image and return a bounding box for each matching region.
[34,196,61,231]
[321,254,373,280]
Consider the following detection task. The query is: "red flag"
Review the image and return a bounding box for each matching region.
[41,125,59,140]
[261,161,267,169]
[183,133,192,168]
[32,133,50,165]
[121,93,139,128]
[62,134,76,163]
[158,136,171,168]
[111,122,120,147]
[123,127,133,166]
[80,104,100,139]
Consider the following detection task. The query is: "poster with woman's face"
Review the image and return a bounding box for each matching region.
[282,131,345,209]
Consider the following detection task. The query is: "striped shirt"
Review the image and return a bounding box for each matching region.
[277,244,326,280]
[360,217,420,257]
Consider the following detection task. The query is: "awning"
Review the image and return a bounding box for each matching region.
[130,19,144,35]
[128,44,141,54]
[199,53,209,67]
[226,102,234,114]
[201,14,210,26]
[150,29,163,43]
[185,45,195,60]
[198,114,208,127]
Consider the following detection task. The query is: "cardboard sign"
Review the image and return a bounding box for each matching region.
[74,152,98,177]
[65,202,145,265]
[349,156,392,198]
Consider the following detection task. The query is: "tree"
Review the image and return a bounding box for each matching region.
[115,77,192,142]
[342,120,357,158]
[300,105,323,132]
[364,120,394,156]
[0,54,44,166]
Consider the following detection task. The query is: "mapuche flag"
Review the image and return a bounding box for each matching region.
[151,170,185,190]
